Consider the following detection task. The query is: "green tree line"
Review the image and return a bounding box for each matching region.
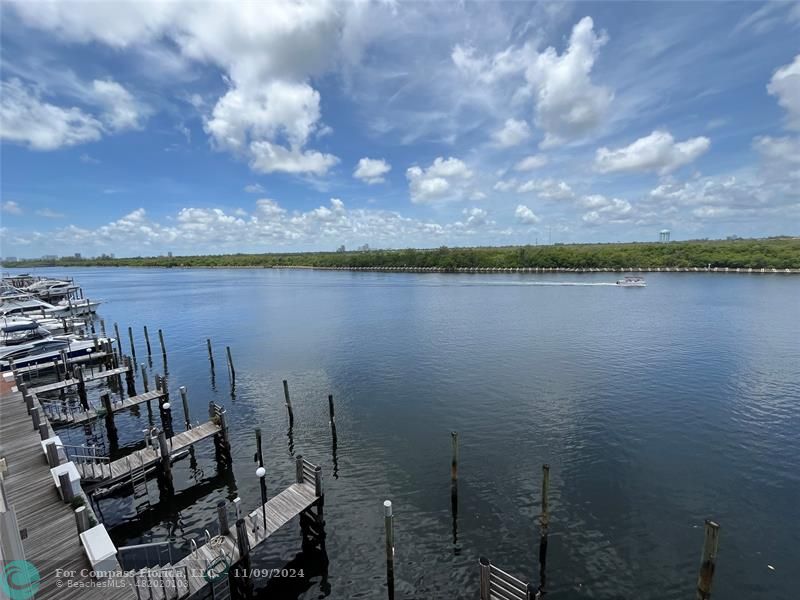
[4,238,800,270]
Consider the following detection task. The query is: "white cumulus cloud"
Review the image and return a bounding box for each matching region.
[2,201,23,215]
[515,204,540,224]
[406,157,473,203]
[767,54,800,131]
[525,17,613,147]
[91,79,147,131]
[0,78,103,150]
[594,130,710,174]
[354,158,391,184]
[514,154,548,171]
[491,118,531,147]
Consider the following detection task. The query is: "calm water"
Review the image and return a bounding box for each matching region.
[13,268,800,599]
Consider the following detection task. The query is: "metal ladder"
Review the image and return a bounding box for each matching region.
[129,455,150,512]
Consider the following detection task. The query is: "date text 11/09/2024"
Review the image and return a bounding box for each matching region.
[229,568,304,578]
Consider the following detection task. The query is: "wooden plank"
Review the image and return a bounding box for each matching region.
[44,390,166,425]
[0,386,137,600]
[144,480,321,597]
[79,420,221,484]
[28,366,130,394]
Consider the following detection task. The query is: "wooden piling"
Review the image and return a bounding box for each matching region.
[696,520,720,600]
[31,407,41,431]
[113,323,122,357]
[328,394,335,424]
[217,500,229,536]
[479,557,491,600]
[76,367,89,410]
[225,346,235,386]
[124,357,136,396]
[127,326,136,359]
[100,318,106,337]
[74,506,90,535]
[38,423,49,441]
[158,328,167,362]
[179,386,191,429]
[235,518,250,558]
[143,325,152,356]
[283,380,294,423]
[255,428,265,468]
[451,431,459,482]
[538,463,550,596]
[314,466,323,497]
[157,430,172,484]
[295,455,304,483]
[58,472,74,503]
[45,441,60,468]
[384,500,395,599]
[141,363,149,392]
[206,339,214,369]
[101,393,113,418]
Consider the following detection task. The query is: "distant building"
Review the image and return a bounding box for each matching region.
[4,257,17,263]
[659,229,671,243]
[42,254,58,260]
[74,253,82,259]
[168,251,173,258]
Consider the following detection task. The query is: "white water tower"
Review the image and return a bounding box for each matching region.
[659,229,671,243]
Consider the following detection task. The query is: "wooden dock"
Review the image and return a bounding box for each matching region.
[75,420,221,484]
[39,390,166,425]
[28,365,131,395]
[0,383,136,600]
[121,460,323,599]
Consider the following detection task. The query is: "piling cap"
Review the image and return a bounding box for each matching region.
[383,500,392,516]
[256,466,266,478]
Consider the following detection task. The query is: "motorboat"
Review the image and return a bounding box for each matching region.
[24,279,79,302]
[0,331,113,372]
[1,319,52,347]
[616,276,647,287]
[0,296,99,318]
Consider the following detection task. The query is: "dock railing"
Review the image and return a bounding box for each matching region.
[296,456,323,496]
[58,443,110,478]
[479,557,533,600]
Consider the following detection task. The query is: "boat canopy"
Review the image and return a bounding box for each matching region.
[2,322,40,332]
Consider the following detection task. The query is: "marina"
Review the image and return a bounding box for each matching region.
[1,269,796,599]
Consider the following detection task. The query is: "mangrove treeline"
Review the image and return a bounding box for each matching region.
[4,237,799,270]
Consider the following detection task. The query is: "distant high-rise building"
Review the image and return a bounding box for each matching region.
[168,251,173,258]
[74,253,82,259]
[3,257,17,263]
[659,229,671,243]
[42,254,58,260]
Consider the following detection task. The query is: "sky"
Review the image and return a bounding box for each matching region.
[0,0,798,258]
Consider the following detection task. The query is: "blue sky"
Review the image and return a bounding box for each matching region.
[1,0,798,258]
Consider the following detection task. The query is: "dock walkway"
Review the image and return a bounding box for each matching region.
[28,365,131,395]
[40,390,166,425]
[122,465,322,599]
[76,420,221,484]
[0,383,136,600]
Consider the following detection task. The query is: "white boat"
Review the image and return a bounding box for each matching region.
[0,319,112,371]
[0,333,112,372]
[0,296,99,318]
[616,276,646,287]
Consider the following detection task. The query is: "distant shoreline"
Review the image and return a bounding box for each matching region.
[4,238,799,272]
[4,264,800,275]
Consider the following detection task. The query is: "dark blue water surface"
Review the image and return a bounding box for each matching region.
[12,268,800,599]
